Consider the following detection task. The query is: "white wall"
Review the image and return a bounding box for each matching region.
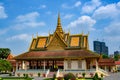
[64,60,67,70]
[71,61,78,69]
[64,59,87,70]
[82,60,86,70]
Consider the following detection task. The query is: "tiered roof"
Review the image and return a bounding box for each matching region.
[29,14,89,51]
[15,13,100,60]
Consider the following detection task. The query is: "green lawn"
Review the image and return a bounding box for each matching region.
[0,77,32,80]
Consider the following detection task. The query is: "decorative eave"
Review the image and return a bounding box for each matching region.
[14,49,100,60]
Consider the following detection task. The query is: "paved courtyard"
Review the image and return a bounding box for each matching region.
[103,72,120,80]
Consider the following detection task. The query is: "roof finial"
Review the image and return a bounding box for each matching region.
[36,32,38,37]
[68,28,70,34]
[32,34,34,39]
[57,12,61,26]
[87,31,90,35]
[48,29,50,35]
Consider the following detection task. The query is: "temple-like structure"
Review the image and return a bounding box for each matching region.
[14,14,104,77]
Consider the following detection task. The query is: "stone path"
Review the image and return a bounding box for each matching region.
[33,77,45,80]
[103,72,120,80]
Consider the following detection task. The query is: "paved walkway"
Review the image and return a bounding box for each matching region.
[33,77,45,80]
[104,72,120,80]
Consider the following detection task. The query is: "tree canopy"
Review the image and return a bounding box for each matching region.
[0,59,12,72]
[0,48,11,59]
[102,54,109,59]
[114,54,119,61]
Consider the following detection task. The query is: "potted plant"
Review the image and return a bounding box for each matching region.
[82,72,86,78]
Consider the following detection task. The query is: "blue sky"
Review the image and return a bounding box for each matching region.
[0,0,120,55]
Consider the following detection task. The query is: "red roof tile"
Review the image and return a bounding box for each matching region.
[115,61,120,65]
[14,50,100,60]
[7,54,14,60]
[98,58,115,66]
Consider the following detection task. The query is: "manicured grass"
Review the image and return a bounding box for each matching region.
[0,77,32,80]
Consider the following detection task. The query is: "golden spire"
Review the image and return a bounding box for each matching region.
[55,13,64,37]
[57,12,61,26]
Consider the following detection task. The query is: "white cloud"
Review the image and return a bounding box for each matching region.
[74,1,81,7]
[0,5,7,19]
[16,12,39,22]
[104,22,120,36]
[7,34,31,41]
[0,28,9,35]
[39,5,46,9]
[67,15,96,32]
[82,0,101,14]
[63,14,74,19]
[13,12,46,30]
[62,1,81,9]
[93,2,120,20]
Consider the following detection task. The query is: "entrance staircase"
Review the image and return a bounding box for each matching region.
[96,68,109,77]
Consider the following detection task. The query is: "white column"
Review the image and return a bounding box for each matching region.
[44,60,45,71]
[22,61,25,69]
[82,60,86,70]
[105,66,107,71]
[16,61,18,71]
[95,59,98,70]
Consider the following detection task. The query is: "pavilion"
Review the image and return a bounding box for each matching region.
[14,13,104,77]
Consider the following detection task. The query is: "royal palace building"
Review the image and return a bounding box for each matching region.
[14,14,103,77]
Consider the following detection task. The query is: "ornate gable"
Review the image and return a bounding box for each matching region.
[47,32,67,50]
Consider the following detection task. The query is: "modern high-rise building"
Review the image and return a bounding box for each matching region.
[114,51,120,55]
[93,41,108,55]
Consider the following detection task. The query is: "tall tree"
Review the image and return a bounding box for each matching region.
[0,59,12,73]
[0,48,11,59]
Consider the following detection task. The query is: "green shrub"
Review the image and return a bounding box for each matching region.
[25,74,28,78]
[93,73,99,80]
[9,73,12,76]
[53,74,56,80]
[23,73,26,77]
[64,73,75,80]
[82,72,86,78]
[101,74,103,78]
[38,73,41,77]
[23,73,29,78]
